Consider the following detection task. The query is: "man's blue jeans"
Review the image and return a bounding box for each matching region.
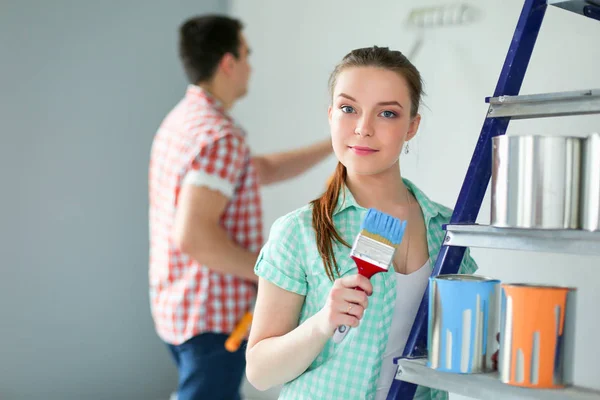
[167,333,247,400]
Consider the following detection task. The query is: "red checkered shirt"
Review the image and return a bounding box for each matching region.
[149,85,262,345]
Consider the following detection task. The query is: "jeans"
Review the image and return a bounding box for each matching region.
[167,333,247,400]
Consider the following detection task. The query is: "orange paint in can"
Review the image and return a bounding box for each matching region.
[499,284,576,389]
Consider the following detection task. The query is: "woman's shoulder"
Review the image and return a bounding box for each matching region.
[404,178,454,221]
[429,200,454,222]
[267,204,315,239]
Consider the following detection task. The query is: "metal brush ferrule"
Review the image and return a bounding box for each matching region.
[350,234,395,270]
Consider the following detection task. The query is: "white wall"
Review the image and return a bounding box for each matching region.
[230,1,600,399]
[0,1,227,399]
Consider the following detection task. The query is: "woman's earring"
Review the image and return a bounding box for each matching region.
[405,142,410,154]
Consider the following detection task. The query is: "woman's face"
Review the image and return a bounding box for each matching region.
[329,66,420,177]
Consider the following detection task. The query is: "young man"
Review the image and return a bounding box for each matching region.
[148,15,332,400]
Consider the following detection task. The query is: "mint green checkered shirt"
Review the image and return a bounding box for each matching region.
[254,178,478,400]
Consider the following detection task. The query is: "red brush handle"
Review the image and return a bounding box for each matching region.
[351,256,388,284]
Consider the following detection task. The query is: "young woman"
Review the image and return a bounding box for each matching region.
[245,46,477,400]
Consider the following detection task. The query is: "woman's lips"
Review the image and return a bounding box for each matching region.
[349,145,378,156]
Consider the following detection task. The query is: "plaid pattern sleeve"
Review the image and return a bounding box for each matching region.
[254,213,308,296]
[183,134,246,198]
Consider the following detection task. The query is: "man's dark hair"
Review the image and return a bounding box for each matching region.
[178,15,243,84]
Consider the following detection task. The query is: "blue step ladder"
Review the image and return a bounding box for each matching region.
[387,0,600,399]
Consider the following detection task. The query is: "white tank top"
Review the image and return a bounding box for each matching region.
[375,260,431,400]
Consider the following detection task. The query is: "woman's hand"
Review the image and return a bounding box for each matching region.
[315,274,373,337]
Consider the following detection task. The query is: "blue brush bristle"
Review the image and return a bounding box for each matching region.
[361,208,407,245]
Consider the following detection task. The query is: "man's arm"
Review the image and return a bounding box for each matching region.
[252,139,332,186]
[174,184,258,282]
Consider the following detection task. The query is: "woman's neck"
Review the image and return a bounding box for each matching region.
[345,164,411,213]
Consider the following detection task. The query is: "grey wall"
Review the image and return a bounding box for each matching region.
[0,1,226,399]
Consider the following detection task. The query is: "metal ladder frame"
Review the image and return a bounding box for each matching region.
[386,0,600,398]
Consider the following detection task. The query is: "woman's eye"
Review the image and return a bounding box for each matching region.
[380,110,397,118]
[341,105,355,113]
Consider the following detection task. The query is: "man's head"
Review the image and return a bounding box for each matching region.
[179,15,251,102]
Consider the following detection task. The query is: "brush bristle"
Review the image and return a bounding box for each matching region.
[360,208,407,246]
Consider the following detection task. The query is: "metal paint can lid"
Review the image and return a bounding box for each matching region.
[501,283,577,291]
[433,274,500,283]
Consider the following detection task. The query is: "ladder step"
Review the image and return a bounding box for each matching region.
[486,89,600,119]
[548,0,600,21]
[444,224,600,256]
[394,358,600,400]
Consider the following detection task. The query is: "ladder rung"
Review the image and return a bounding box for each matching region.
[444,224,600,256]
[548,0,600,21]
[486,89,600,119]
[394,358,600,400]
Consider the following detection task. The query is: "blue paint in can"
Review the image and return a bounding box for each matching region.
[428,275,500,373]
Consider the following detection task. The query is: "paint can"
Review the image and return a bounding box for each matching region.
[581,133,600,231]
[499,284,576,388]
[491,135,582,229]
[428,275,500,373]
